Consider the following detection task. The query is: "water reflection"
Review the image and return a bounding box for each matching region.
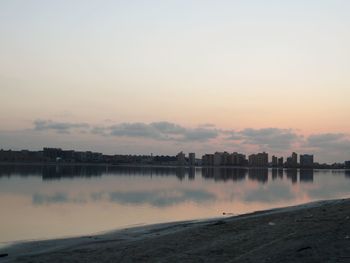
[1,165,348,185]
[0,165,197,181]
[345,170,350,178]
[244,183,295,203]
[272,168,278,180]
[202,167,246,182]
[32,189,216,207]
[1,165,350,244]
[286,169,298,184]
[300,169,314,183]
[248,168,268,184]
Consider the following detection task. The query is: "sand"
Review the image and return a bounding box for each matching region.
[1,198,349,262]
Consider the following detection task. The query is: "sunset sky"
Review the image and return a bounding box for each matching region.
[1,0,350,163]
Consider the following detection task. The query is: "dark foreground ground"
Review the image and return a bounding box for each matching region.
[1,198,350,263]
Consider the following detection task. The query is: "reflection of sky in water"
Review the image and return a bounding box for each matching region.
[0,165,350,244]
[32,189,216,207]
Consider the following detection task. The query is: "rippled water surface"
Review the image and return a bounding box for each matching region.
[1,165,349,244]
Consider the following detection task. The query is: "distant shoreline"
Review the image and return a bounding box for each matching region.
[1,198,349,262]
[0,162,348,170]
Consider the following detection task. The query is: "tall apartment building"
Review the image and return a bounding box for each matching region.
[202,154,214,166]
[188,153,196,166]
[286,152,298,167]
[300,154,314,168]
[345,161,350,168]
[272,155,278,167]
[176,151,186,166]
[278,157,284,167]
[248,152,268,167]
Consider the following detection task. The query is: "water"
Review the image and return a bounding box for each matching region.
[0,165,349,245]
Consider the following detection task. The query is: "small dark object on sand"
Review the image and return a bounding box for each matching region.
[0,253,8,258]
[297,246,312,252]
[211,221,226,226]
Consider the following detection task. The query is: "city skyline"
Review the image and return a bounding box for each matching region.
[1,1,350,163]
[0,122,349,163]
[1,146,348,168]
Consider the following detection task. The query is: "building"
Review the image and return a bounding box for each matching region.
[292,152,298,165]
[286,152,298,167]
[278,157,284,167]
[176,151,186,166]
[213,152,224,166]
[202,154,214,166]
[248,152,268,167]
[229,152,247,166]
[188,153,195,166]
[43,148,63,161]
[300,154,314,168]
[272,155,278,167]
[345,161,350,168]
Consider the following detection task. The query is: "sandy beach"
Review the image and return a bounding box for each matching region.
[1,198,349,263]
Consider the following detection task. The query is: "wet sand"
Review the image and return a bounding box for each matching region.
[1,198,349,262]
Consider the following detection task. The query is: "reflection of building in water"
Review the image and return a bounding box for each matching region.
[300,169,314,183]
[344,170,350,178]
[0,165,43,177]
[188,167,195,180]
[286,169,298,184]
[248,168,268,183]
[278,168,283,179]
[175,167,186,180]
[42,165,106,180]
[201,168,247,182]
[1,165,195,180]
[272,168,278,180]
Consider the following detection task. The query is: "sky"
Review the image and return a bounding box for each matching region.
[0,0,350,163]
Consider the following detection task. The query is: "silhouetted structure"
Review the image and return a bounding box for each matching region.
[188,153,196,166]
[176,152,186,166]
[278,157,284,167]
[272,156,278,167]
[0,147,347,169]
[202,154,214,166]
[345,161,350,169]
[300,154,314,168]
[286,152,298,168]
[248,152,268,167]
[201,152,246,166]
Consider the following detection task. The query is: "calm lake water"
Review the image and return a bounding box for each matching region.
[0,165,350,245]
